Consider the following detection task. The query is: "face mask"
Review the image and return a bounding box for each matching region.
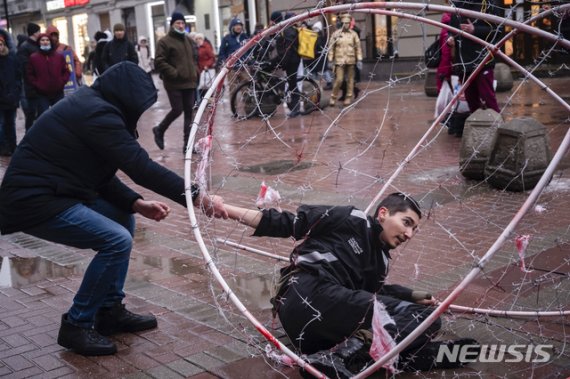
[174,28,186,35]
[40,45,51,51]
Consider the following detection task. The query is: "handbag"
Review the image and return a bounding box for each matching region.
[198,68,215,90]
[424,36,441,69]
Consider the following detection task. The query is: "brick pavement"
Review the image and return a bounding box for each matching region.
[0,74,569,378]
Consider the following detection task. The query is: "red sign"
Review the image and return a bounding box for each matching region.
[64,0,90,6]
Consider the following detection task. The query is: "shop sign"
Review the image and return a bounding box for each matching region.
[47,0,65,11]
[64,0,90,7]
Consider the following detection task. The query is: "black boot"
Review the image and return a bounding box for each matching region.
[400,338,480,372]
[94,303,157,336]
[57,313,117,356]
[300,337,372,379]
[152,126,164,149]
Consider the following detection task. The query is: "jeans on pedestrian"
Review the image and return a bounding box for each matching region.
[0,108,17,153]
[157,88,195,147]
[24,198,135,328]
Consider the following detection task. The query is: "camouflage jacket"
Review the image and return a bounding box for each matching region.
[328,29,362,65]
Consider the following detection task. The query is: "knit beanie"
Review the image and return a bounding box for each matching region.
[270,11,283,23]
[170,12,185,26]
[113,23,125,32]
[27,23,40,36]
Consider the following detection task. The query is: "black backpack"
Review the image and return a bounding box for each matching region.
[424,36,441,69]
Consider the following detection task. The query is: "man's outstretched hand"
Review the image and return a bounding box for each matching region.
[200,194,228,219]
[133,199,171,221]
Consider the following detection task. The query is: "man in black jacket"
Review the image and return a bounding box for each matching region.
[0,62,227,356]
[17,22,41,132]
[223,193,477,377]
[270,11,302,118]
[101,23,138,72]
[448,0,502,114]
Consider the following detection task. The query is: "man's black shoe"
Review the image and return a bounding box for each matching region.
[57,313,117,356]
[94,303,157,336]
[152,126,164,149]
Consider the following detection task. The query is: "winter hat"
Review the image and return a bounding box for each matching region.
[113,23,125,32]
[270,11,283,23]
[94,31,107,41]
[46,25,59,36]
[170,12,185,26]
[27,23,40,36]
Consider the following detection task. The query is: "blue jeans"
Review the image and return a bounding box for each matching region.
[24,198,135,328]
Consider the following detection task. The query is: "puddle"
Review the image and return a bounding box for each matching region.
[227,273,276,311]
[0,256,87,289]
[239,159,315,175]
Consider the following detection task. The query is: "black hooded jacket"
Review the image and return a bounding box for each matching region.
[0,62,194,234]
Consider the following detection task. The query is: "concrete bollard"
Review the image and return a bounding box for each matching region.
[494,62,513,92]
[459,108,503,180]
[424,69,438,97]
[485,118,551,191]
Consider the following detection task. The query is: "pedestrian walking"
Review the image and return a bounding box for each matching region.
[46,25,83,84]
[0,61,227,357]
[153,12,199,153]
[194,32,216,100]
[92,30,110,78]
[17,22,41,132]
[26,33,70,117]
[136,35,153,76]
[101,23,138,73]
[216,17,250,95]
[0,29,22,156]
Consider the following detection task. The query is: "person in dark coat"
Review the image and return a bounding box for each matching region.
[27,33,70,116]
[269,11,302,118]
[153,12,199,153]
[93,30,111,77]
[0,61,227,356]
[17,22,41,132]
[222,193,478,377]
[448,0,502,114]
[0,29,22,156]
[217,17,250,95]
[101,23,138,73]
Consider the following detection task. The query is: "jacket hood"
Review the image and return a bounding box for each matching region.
[0,29,14,52]
[229,18,243,34]
[138,35,148,44]
[91,61,158,133]
[46,25,59,35]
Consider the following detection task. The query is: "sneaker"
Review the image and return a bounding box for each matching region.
[152,126,164,150]
[94,303,157,336]
[57,313,117,356]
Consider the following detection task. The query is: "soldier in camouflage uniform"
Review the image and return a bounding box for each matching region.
[328,13,362,106]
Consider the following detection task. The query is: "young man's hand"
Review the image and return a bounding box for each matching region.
[199,194,228,219]
[133,199,171,221]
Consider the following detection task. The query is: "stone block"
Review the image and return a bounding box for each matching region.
[485,118,551,191]
[424,69,438,97]
[459,108,503,180]
[494,62,513,92]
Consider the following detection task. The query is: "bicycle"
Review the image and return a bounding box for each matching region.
[230,63,322,120]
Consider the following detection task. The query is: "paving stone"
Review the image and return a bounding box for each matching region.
[167,358,204,377]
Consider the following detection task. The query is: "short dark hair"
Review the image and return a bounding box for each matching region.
[374,192,421,219]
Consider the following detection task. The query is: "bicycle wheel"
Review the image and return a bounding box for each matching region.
[231,81,279,120]
[298,77,321,115]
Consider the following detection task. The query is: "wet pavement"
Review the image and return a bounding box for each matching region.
[0,73,569,379]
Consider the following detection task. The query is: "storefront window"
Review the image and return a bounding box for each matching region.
[374,11,398,58]
[147,1,166,57]
[72,13,88,63]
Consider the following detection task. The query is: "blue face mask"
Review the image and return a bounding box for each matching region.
[40,45,51,51]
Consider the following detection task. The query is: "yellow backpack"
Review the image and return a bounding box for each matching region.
[297,27,318,60]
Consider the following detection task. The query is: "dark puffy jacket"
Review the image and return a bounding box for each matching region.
[154,29,198,90]
[217,18,250,67]
[0,62,193,234]
[27,48,70,99]
[17,37,39,98]
[450,0,503,73]
[102,37,138,72]
[273,26,300,71]
[0,30,22,109]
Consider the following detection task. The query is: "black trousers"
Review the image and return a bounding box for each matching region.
[276,271,441,355]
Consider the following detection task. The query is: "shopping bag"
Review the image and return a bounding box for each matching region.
[198,69,215,90]
[434,80,453,118]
